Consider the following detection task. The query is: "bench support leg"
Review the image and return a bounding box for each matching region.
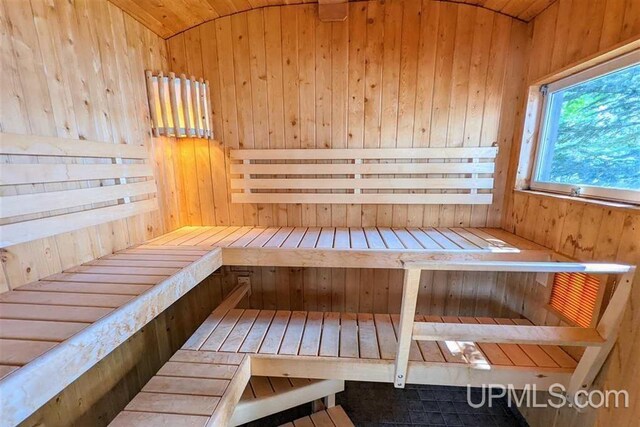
[567,268,635,404]
[394,268,421,388]
[313,393,336,412]
[324,393,336,408]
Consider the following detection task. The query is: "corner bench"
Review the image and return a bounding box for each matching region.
[0,245,223,426]
[111,258,634,426]
[0,132,227,426]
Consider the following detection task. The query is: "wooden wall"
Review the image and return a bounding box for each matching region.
[166,0,529,229]
[218,266,530,318]
[503,1,640,426]
[0,0,183,291]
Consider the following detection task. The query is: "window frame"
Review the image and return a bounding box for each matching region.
[530,50,640,205]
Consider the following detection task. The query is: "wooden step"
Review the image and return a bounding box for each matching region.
[231,377,344,426]
[279,405,354,427]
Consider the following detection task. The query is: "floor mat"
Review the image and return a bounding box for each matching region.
[241,381,528,426]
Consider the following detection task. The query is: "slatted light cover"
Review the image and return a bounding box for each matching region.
[145,71,212,138]
[549,272,600,328]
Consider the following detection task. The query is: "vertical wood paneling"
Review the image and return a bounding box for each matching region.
[505,192,640,427]
[162,0,529,332]
[0,0,181,290]
[110,0,556,39]
[169,0,527,230]
[503,1,640,426]
[219,266,513,317]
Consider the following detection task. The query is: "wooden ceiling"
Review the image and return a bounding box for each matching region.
[109,0,556,39]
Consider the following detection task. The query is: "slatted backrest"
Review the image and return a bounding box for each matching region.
[0,133,158,247]
[230,147,498,205]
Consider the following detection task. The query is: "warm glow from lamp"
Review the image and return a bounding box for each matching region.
[145,70,212,139]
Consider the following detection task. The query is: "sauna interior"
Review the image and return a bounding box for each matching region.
[0,0,639,426]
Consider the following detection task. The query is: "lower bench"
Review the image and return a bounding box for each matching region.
[109,285,581,426]
[279,405,354,427]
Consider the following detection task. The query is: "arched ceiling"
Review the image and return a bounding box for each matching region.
[109,0,556,39]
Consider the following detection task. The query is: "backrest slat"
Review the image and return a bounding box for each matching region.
[0,164,154,185]
[1,181,157,219]
[0,199,158,248]
[230,147,498,160]
[0,133,148,159]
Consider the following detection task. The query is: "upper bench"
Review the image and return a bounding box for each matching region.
[144,225,554,268]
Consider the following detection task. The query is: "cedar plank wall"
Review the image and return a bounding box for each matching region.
[167,0,528,229]
[215,266,530,318]
[165,0,530,316]
[0,0,183,292]
[503,1,640,426]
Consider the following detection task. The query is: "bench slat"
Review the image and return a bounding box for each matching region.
[232,193,493,205]
[126,392,219,417]
[17,281,151,296]
[412,322,605,346]
[110,411,209,427]
[0,291,133,308]
[0,339,57,365]
[0,319,87,341]
[0,303,112,323]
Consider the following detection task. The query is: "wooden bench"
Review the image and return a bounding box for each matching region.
[144,225,555,268]
[111,259,634,425]
[0,133,225,426]
[279,405,354,427]
[229,147,498,205]
[3,135,634,425]
[0,246,223,426]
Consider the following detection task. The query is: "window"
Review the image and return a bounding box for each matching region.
[532,51,640,204]
[548,272,601,328]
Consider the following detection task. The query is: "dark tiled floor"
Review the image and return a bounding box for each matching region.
[241,382,529,427]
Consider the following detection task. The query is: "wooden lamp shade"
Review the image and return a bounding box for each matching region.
[145,70,212,138]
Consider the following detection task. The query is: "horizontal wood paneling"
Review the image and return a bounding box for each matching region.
[0,0,183,291]
[503,1,640,426]
[168,0,528,229]
[110,0,557,38]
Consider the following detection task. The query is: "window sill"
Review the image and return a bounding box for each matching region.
[515,189,640,213]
